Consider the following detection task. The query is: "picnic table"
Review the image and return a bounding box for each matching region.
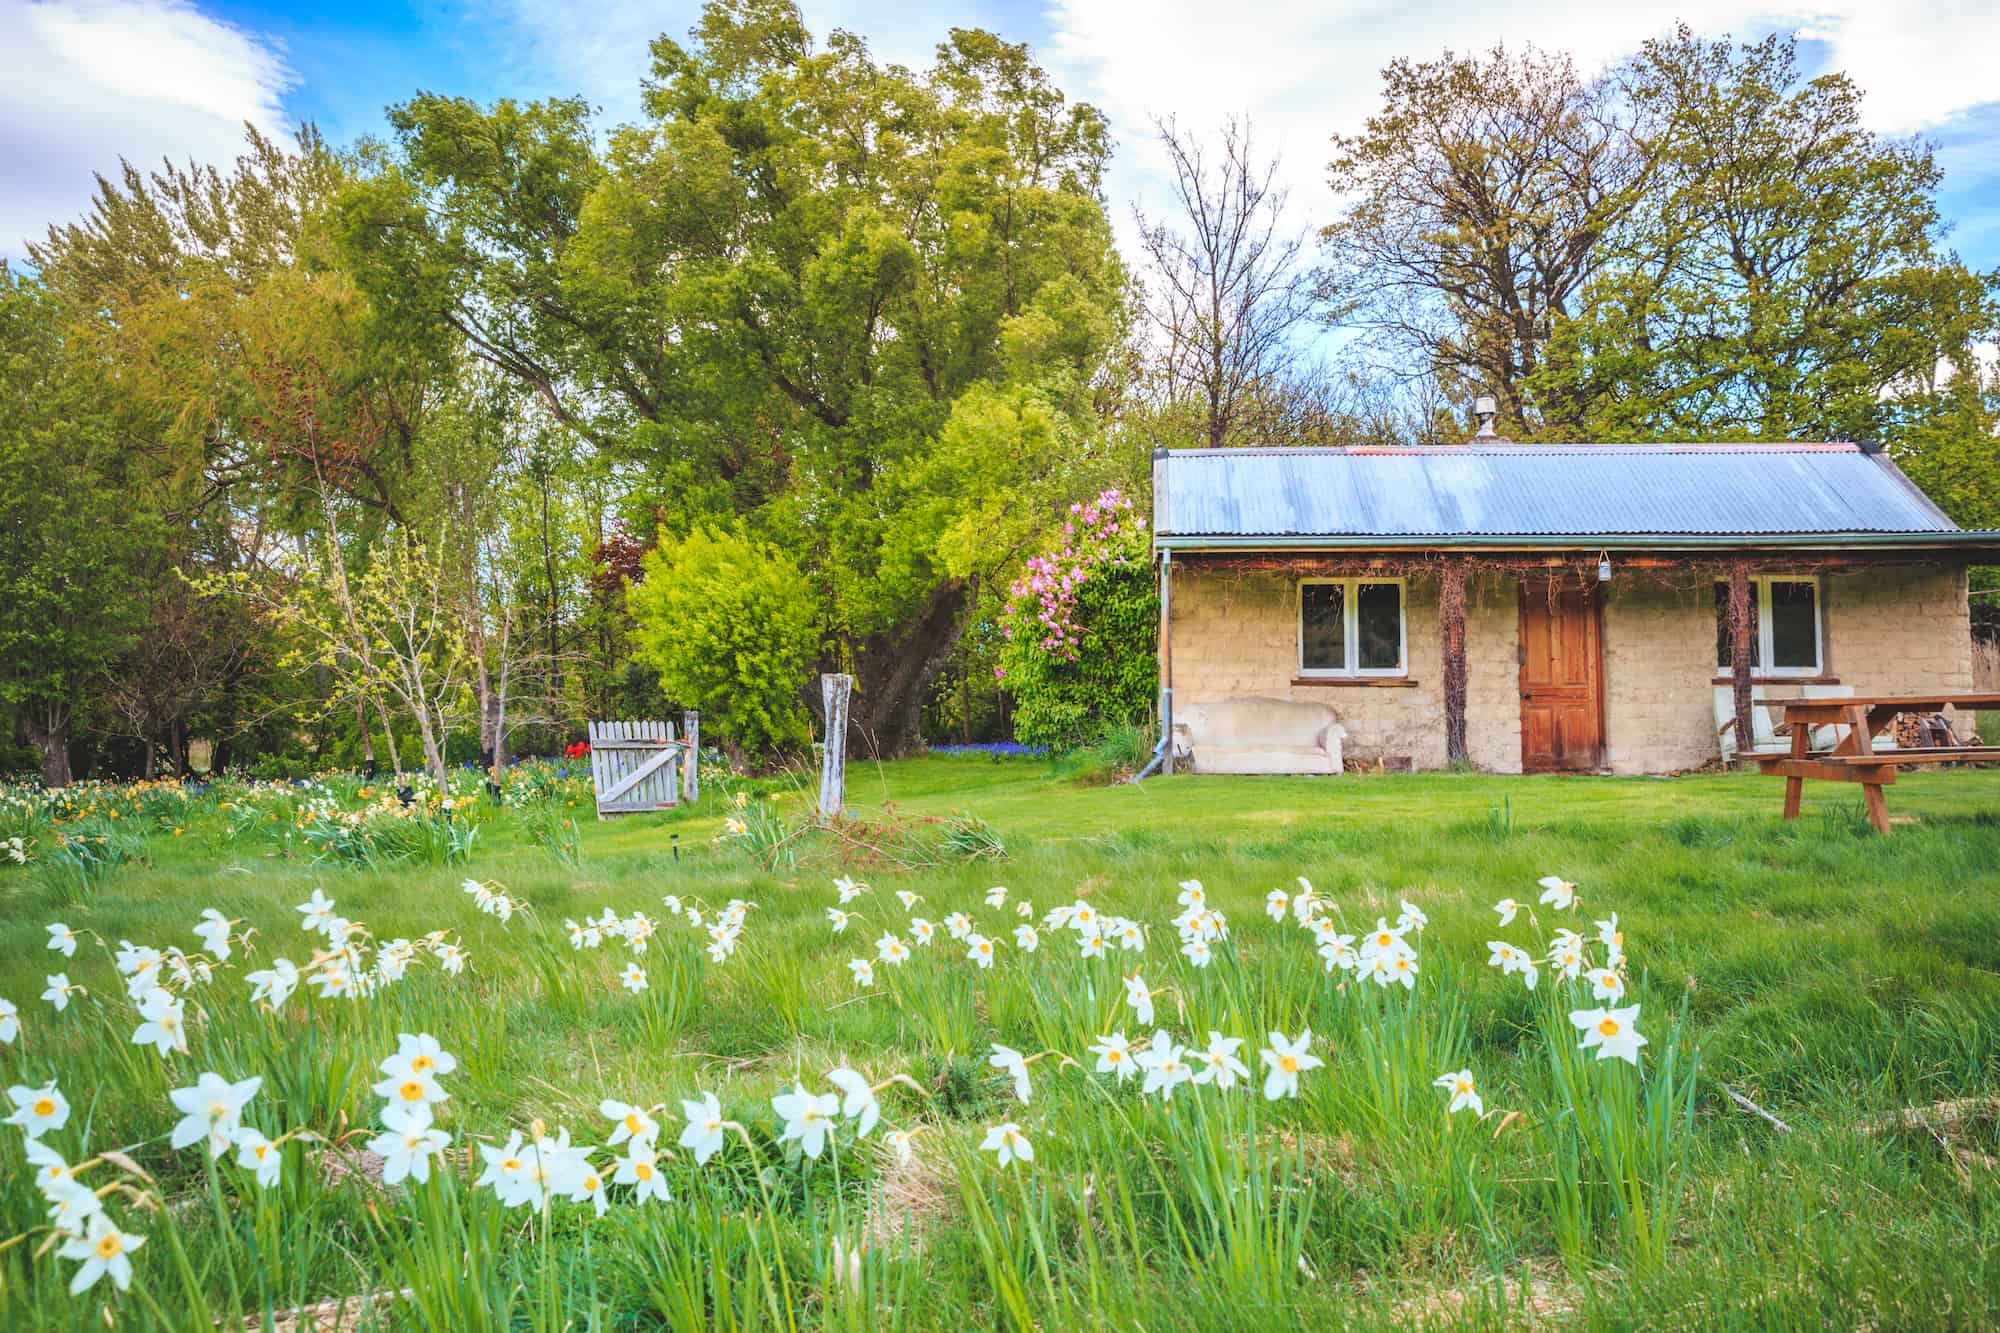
[1757,693,2000,833]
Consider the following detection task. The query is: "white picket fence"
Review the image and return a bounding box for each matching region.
[586,715,698,816]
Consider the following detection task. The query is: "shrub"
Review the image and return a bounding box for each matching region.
[627,527,820,761]
[996,490,1158,751]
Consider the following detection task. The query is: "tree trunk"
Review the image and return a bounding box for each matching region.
[1729,562,1755,760]
[374,696,404,779]
[844,582,968,757]
[1439,562,1469,765]
[357,697,378,773]
[25,702,73,788]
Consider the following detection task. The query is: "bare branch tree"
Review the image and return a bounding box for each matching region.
[1135,115,1322,448]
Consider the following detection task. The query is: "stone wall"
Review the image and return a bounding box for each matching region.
[1599,578,1722,775]
[1166,560,1975,774]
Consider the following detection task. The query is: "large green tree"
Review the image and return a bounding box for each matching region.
[0,270,156,785]
[337,0,1133,755]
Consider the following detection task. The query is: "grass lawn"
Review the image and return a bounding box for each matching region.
[4,757,2000,1329]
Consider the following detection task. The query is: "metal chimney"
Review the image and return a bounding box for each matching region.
[1471,396,1507,443]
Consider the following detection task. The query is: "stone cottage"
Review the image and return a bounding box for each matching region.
[1151,442,1997,775]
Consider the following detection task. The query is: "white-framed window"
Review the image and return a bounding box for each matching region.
[1299,578,1407,676]
[1713,575,1822,676]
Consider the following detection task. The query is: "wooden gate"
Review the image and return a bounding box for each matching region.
[587,715,699,816]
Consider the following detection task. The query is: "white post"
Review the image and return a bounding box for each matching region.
[818,674,851,822]
[682,710,699,802]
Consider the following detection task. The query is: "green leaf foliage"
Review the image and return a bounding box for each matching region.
[627,527,820,758]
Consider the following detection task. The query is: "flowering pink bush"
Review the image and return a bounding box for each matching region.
[996,489,1157,749]
[999,490,1146,668]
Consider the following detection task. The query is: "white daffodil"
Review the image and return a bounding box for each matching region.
[46,922,79,958]
[1264,889,1290,921]
[0,997,18,1045]
[1317,934,1359,973]
[848,958,875,988]
[1089,1031,1136,1081]
[1584,967,1627,1002]
[1493,898,1520,927]
[944,912,973,941]
[1259,1030,1323,1101]
[680,1093,726,1165]
[1537,876,1578,911]
[1124,972,1154,1026]
[1570,1005,1647,1065]
[1012,924,1039,952]
[965,934,996,969]
[601,1098,659,1148]
[1596,913,1625,966]
[26,1138,72,1193]
[834,875,867,904]
[1068,903,1099,935]
[194,908,233,960]
[296,888,337,934]
[1520,959,1540,991]
[1434,1069,1483,1116]
[243,948,294,1000]
[1116,919,1147,953]
[1292,880,1320,925]
[568,1162,611,1218]
[44,1175,103,1236]
[1176,879,1206,909]
[1487,940,1524,972]
[1180,937,1213,968]
[1016,901,1034,919]
[621,963,649,994]
[980,1121,1032,1168]
[382,1032,458,1081]
[477,1131,528,1197]
[57,1212,145,1295]
[233,1129,283,1187]
[1137,1031,1194,1102]
[372,1065,448,1125]
[131,987,188,1056]
[615,1141,672,1203]
[6,1081,70,1138]
[827,908,853,934]
[436,943,469,976]
[1042,904,1076,931]
[909,918,936,946]
[1396,900,1428,934]
[1193,1032,1249,1091]
[985,885,1008,909]
[875,933,910,965]
[42,973,74,1012]
[885,1128,917,1164]
[1377,954,1419,991]
[988,1044,1032,1103]
[369,1123,452,1185]
[772,1084,841,1160]
[895,889,920,910]
[168,1072,262,1159]
[1358,918,1415,965]
[827,1066,881,1136]
[1079,932,1107,959]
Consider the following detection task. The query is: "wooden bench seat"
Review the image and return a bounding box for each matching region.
[1812,747,1993,766]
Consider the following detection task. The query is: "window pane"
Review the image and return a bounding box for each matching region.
[1356,582,1402,671]
[1713,582,1761,670]
[1769,581,1817,670]
[1300,583,1345,670]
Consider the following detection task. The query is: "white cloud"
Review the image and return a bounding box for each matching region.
[0,0,295,260]
[1040,0,2000,264]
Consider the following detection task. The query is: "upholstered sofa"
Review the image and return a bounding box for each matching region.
[1170,697,1345,775]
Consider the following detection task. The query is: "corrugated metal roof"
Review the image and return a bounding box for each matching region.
[1153,444,1974,548]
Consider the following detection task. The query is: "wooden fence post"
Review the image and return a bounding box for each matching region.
[1440,561,1469,765]
[682,710,699,802]
[818,674,851,822]
[1729,562,1755,759]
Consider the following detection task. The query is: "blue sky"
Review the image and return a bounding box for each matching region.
[6,0,2000,276]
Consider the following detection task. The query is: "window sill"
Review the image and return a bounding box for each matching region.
[1292,676,1420,688]
[1711,674,1839,685]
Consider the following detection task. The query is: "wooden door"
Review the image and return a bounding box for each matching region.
[1518,580,1604,772]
